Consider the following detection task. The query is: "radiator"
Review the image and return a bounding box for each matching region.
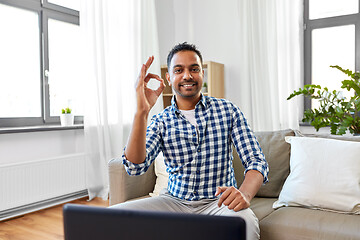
[0,154,87,220]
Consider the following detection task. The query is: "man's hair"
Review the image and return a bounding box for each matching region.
[167,42,203,70]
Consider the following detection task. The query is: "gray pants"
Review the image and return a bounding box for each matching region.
[110,190,260,240]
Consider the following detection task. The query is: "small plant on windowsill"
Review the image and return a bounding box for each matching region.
[62,107,72,114]
[202,82,208,94]
[60,107,74,126]
[287,65,360,136]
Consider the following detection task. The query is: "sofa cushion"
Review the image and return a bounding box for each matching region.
[233,129,294,198]
[259,207,360,240]
[273,136,360,214]
[250,198,277,221]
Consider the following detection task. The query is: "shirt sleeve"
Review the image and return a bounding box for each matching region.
[230,104,269,183]
[122,114,163,176]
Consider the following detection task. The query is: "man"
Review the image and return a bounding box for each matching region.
[112,43,269,240]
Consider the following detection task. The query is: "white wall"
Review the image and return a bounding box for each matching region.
[0,129,86,215]
[0,130,84,166]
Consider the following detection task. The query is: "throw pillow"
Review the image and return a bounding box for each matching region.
[149,152,169,197]
[232,129,295,198]
[273,136,360,214]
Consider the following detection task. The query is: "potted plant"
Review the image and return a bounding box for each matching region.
[287,65,360,135]
[60,107,74,126]
[202,82,208,93]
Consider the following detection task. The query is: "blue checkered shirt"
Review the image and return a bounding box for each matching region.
[122,95,268,201]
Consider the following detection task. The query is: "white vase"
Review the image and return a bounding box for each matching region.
[60,114,74,126]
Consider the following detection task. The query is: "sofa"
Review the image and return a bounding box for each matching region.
[108,129,360,240]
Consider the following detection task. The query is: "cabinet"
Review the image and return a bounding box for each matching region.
[161,61,224,108]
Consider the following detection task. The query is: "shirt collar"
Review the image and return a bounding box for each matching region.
[171,93,207,115]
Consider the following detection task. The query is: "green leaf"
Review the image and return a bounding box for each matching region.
[341,80,360,96]
[330,125,338,135]
[353,71,360,81]
[337,125,347,135]
[62,107,72,114]
[330,65,354,78]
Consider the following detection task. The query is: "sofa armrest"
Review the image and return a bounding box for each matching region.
[108,158,156,206]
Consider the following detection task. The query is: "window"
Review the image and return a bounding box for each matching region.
[0,0,82,127]
[304,0,360,110]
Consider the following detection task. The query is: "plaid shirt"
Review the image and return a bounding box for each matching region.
[122,95,268,201]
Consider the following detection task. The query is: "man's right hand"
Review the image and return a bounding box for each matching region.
[125,56,165,164]
[136,56,165,115]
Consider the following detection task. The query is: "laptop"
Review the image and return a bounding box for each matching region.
[63,204,246,240]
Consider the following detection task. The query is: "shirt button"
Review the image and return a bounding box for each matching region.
[196,170,200,174]
[193,191,197,194]
[193,134,196,136]
[198,149,201,152]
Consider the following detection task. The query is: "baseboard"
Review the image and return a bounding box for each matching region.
[0,190,88,221]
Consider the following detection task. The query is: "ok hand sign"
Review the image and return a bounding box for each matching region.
[136,56,166,114]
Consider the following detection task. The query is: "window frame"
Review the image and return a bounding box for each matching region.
[304,0,360,111]
[0,0,81,128]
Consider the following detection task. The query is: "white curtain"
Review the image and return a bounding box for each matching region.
[81,0,162,200]
[237,0,303,131]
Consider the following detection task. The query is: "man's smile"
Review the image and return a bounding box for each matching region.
[180,82,197,88]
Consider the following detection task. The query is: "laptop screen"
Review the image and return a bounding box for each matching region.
[63,204,246,240]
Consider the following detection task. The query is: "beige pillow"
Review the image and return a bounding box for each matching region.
[233,129,294,198]
[273,136,360,214]
[149,152,168,197]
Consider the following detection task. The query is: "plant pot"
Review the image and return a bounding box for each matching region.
[60,114,74,126]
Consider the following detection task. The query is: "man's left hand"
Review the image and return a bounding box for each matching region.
[215,186,250,212]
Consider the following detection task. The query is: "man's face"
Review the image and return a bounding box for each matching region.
[166,50,204,100]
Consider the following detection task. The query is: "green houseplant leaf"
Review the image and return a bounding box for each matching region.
[61,107,72,114]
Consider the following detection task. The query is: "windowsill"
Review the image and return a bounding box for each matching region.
[0,124,84,134]
[299,122,311,127]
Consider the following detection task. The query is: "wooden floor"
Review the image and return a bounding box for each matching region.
[0,197,109,240]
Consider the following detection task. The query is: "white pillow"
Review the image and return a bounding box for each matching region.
[273,136,360,214]
[149,152,169,197]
